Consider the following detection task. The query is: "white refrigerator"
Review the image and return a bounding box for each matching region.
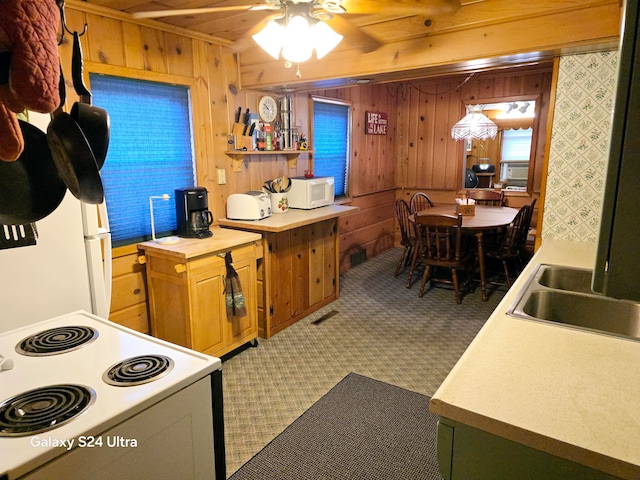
[0,112,111,333]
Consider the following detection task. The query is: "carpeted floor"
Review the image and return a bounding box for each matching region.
[228,373,441,480]
[221,247,507,477]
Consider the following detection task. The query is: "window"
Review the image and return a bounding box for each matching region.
[500,128,532,186]
[90,75,195,246]
[312,98,350,197]
[501,128,532,161]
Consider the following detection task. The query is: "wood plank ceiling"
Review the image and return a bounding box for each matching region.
[79,0,468,46]
[74,0,621,90]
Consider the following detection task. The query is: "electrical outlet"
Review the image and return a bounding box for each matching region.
[217,168,226,185]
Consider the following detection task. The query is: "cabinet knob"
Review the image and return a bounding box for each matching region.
[174,263,187,273]
[137,255,147,265]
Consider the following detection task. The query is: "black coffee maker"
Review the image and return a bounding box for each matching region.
[175,187,213,238]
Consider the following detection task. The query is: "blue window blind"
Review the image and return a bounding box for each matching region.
[89,74,195,246]
[312,100,349,196]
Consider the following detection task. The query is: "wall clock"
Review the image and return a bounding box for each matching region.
[258,95,278,123]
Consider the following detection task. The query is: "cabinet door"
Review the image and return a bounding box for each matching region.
[226,254,258,347]
[189,267,227,355]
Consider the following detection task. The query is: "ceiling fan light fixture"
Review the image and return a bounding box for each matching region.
[312,21,343,59]
[252,20,285,59]
[281,15,314,62]
[451,105,498,141]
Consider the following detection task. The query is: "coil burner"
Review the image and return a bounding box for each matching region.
[0,384,96,437]
[16,326,98,356]
[103,355,174,387]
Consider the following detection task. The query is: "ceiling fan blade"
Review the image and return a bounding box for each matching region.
[131,4,275,20]
[324,15,381,53]
[337,0,461,15]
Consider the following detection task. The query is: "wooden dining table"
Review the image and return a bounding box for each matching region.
[412,204,519,301]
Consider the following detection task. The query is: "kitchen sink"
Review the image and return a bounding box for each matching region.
[537,265,594,294]
[508,264,640,341]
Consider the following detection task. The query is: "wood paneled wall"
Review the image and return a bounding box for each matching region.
[62,3,551,332]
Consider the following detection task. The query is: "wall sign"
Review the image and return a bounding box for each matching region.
[365,111,388,135]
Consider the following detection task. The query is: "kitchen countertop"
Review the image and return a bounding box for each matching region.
[138,226,261,260]
[430,239,640,479]
[218,204,357,233]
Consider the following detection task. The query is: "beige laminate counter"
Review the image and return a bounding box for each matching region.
[218,204,357,232]
[430,239,640,479]
[138,226,261,259]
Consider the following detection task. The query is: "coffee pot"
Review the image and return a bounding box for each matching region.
[189,210,213,233]
[175,187,214,238]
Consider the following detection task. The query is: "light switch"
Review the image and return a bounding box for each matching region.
[217,168,226,185]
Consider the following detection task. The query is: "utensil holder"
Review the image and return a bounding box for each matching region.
[270,192,289,213]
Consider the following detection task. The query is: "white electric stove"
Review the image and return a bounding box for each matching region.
[0,311,225,480]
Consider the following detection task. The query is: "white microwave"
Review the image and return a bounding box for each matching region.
[287,176,335,209]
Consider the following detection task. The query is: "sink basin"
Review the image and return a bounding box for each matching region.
[508,264,640,341]
[537,266,594,294]
[521,290,640,339]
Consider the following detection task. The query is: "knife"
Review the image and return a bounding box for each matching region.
[248,122,256,137]
[243,108,251,135]
[235,106,241,124]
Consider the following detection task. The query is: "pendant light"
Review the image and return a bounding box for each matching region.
[451,105,498,141]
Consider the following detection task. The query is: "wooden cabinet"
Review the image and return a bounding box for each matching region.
[259,218,337,337]
[138,228,261,357]
[219,205,357,338]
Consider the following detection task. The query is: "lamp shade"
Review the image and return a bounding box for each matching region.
[252,21,285,59]
[451,105,498,140]
[281,15,314,63]
[312,21,343,59]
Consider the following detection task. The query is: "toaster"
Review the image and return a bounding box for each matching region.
[226,191,272,220]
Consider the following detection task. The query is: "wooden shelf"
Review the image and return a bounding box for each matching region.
[225,150,314,171]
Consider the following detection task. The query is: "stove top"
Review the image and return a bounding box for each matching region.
[0,310,221,478]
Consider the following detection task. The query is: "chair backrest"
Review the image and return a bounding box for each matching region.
[414,213,465,262]
[468,189,504,206]
[494,204,531,257]
[410,192,434,214]
[395,199,415,247]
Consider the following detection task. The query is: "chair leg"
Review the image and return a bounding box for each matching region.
[394,245,409,277]
[419,266,431,297]
[502,260,511,287]
[406,245,419,289]
[452,268,461,304]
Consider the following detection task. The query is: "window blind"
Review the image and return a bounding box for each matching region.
[89,75,195,245]
[312,101,349,196]
[501,128,533,161]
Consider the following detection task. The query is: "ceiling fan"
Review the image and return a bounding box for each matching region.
[131,0,461,55]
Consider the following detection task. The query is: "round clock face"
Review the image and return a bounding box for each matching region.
[259,96,278,123]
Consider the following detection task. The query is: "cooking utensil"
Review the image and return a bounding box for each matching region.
[280,176,290,192]
[69,32,110,169]
[0,223,37,250]
[47,33,103,204]
[0,120,67,224]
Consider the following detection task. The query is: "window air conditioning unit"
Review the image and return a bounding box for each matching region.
[506,165,529,181]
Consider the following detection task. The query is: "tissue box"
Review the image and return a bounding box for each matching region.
[456,204,475,216]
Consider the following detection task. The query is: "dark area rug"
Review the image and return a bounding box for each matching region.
[228,373,443,480]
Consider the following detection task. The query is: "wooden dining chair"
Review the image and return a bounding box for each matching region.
[484,204,531,287]
[468,189,504,206]
[409,192,434,214]
[394,199,416,277]
[410,213,474,304]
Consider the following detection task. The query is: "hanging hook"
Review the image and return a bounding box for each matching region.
[57,0,88,45]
